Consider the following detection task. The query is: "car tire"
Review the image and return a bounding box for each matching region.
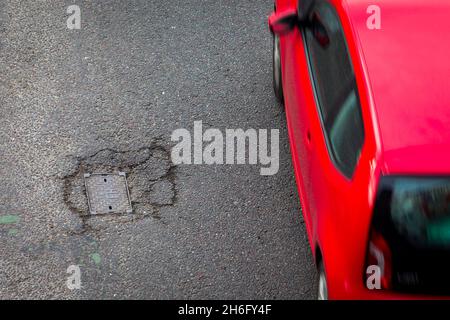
[318,262,328,300]
[272,34,284,104]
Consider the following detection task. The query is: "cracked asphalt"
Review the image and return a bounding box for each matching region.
[0,0,317,299]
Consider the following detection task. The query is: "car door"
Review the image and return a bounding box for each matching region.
[280,0,316,233]
[283,0,365,242]
[304,0,365,241]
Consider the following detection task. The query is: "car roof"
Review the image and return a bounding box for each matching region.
[343,0,450,174]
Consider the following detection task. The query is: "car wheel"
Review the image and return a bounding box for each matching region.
[272,34,284,104]
[318,263,328,300]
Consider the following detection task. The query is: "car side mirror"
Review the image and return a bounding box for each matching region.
[268,0,314,35]
[268,8,298,35]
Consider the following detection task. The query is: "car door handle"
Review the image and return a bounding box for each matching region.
[306,130,312,144]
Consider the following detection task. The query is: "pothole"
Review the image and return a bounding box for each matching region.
[63,143,177,228]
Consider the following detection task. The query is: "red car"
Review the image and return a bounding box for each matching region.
[269,0,450,299]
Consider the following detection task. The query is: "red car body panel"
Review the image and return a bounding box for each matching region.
[273,0,450,299]
[345,0,450,175]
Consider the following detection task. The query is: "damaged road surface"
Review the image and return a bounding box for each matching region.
[64,144,177,229]
[0,0,317,299]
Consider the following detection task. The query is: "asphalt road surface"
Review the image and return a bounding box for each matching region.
[0,0,317,299]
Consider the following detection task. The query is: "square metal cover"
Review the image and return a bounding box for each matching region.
[84,172,132,215]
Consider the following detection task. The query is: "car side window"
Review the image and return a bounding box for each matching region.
[304,1,365,178]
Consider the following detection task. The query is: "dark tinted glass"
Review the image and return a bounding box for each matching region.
[304,1,364,178]
[372,176,450,295]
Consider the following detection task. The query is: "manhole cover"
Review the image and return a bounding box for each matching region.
[84,172,132,215]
